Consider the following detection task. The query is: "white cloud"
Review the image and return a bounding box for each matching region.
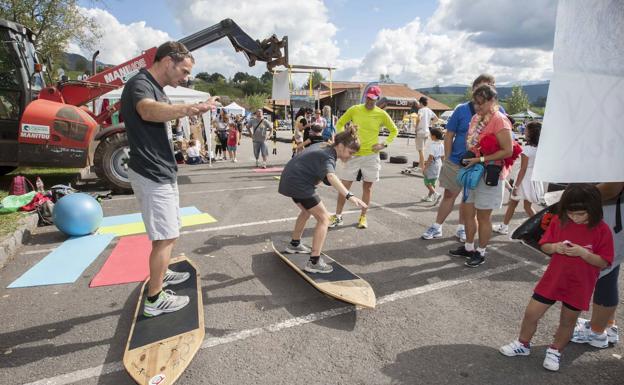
[348,0,555,87]
[68,7,172,65]
[430,0,558,50]
[168,0,340,77]
[69,0,556,88]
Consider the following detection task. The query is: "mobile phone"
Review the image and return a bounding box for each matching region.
[461,159,470,166]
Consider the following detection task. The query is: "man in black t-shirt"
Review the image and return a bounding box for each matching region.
[121,41,214,317]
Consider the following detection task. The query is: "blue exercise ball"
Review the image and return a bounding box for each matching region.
[53,193,103,236]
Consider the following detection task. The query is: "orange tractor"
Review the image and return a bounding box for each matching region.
[0,18,287,191]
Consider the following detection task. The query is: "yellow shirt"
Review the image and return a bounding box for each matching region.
[336,104,398,156]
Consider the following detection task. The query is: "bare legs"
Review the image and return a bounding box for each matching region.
[148,238,176,297]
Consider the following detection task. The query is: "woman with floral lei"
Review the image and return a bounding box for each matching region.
[452,84,519,267]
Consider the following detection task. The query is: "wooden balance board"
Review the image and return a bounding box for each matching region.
[271,238,376,308]
[123,255,204,385]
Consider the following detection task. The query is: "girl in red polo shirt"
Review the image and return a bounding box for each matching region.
[500,184,614,372]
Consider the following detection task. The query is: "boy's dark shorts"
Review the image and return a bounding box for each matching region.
[593,265,620,307]
[292,194,321,210]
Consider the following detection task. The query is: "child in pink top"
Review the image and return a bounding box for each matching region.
[500,184,614,372]
[226,122,240,162]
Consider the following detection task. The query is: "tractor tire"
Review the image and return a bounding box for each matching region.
[379,151,388,160]
[93,132,132,193]
[412,161,419,168]
[0,166,16,176]
[389,155,408,164]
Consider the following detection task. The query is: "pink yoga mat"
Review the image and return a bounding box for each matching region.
[89,235,151,287]
[253,167,283,173]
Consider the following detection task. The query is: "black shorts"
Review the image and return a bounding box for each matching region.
[532,292,581,312]
[292,194,321,210]
[593,265,620,307]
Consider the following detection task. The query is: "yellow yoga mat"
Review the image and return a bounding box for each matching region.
[98,213,217,237]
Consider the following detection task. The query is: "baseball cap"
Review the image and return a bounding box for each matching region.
[365,86,382,100]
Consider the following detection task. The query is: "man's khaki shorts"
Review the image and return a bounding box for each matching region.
[439,159,462,193]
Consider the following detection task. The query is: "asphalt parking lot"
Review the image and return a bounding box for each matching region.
[1,133,623,385]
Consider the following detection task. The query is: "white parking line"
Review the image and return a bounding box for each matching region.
[103,185,271,202]
[22,260,526,385]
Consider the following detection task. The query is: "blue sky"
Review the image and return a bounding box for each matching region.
[75,0,557,87]
[82,0,439,60]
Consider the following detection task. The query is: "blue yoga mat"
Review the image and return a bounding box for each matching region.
[8,234,115,288]
[100,206,201,227]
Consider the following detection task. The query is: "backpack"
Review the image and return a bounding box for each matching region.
[321,118,336,141]
[9,175,35,196]
[456,163,485,202]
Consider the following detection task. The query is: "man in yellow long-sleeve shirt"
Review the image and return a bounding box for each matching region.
[329,86,398,229]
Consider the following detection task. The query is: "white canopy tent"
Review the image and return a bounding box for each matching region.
[102,85,211,104]
[223,102,246,116]
[510,109,542,120]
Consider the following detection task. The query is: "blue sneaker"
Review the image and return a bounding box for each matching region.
[421,225,442,240]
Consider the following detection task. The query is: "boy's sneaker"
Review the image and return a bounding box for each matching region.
[284,243,311,254]
[455,227,466,243]
[303,258,333,274]
[162,269,191,288]
[432,192,442,205]
[421,194,434,202]
[357,215,368,229]
[255,160,259,167]
[493,223,509,235]
[543,348,561,371]
[607,325,619,344]
[143,290,190,317]
[449,245,470,258]
[499,340,531,356]
[261,161,267,169]
[421,225,442,240]
[328,214,343,228]
[465,251,485,267]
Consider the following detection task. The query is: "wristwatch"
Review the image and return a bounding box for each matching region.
[480,156,485,163]
[382,143,388,148]
[345,192,354,200]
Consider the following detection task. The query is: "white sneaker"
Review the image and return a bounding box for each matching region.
[256,160,259,167]
[284,243,312,254]
[588,330,609,348]
[162,269,191,288]
[143,290,190,317]
[499,340,531,356]
[303,258,333,274]
[607,325,619,344]
[456,227,466,243]
[493,223,509,235]
[421,225,443,240]
[543,348,561,371]
[233,158,238,163]
[421,195,434,202]
[432,192,442,204]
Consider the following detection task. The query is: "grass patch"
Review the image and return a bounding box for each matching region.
[0,167,79,237]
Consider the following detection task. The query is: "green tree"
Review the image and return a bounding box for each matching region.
[195,72,210,81]
[260,71,273,83]
[302,70,324,90]
[507,85,530,115]
[244,93,269,111]
[0,0,101,63]
[463,87,473,102]
[233,71,253,83]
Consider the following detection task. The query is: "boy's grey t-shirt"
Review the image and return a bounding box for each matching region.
[121,69,177,184]
[247,117,272,142]
[279,146,337,198]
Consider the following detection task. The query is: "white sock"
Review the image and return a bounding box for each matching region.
[465,242,475,251]
[432,223,442,230]
[477,247,486,256]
